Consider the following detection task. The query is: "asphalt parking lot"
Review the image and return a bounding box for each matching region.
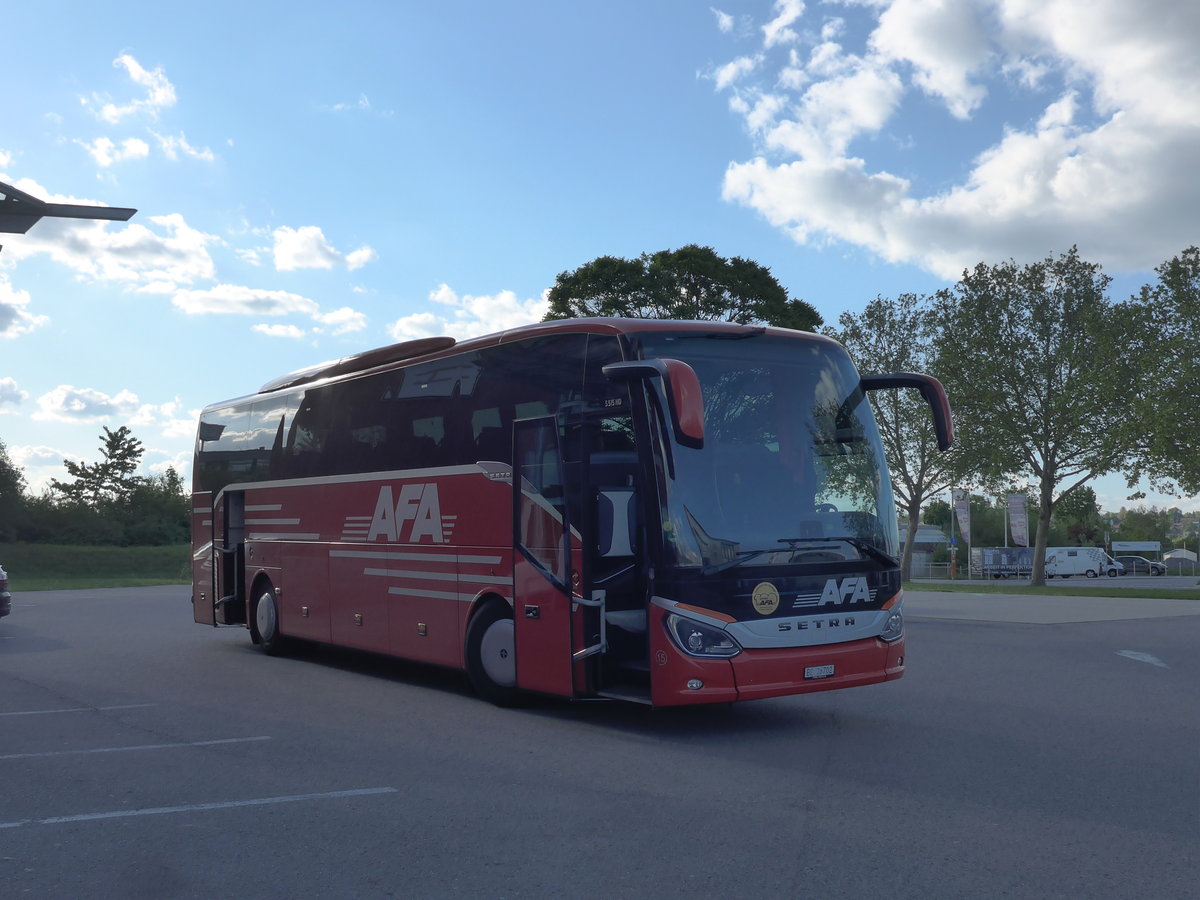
[3,585,1197,898]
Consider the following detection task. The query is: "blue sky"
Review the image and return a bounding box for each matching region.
[2,0,1196,514]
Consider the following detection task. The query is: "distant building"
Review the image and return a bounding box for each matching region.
[900,523,949,573]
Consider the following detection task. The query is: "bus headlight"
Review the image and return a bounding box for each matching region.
[666,614,741,658]
[880,607,904,642]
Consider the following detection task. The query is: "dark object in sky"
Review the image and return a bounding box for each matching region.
[0,179,136,235]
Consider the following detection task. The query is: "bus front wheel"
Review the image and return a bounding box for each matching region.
[465,600,522,706]
[251,584,290,656]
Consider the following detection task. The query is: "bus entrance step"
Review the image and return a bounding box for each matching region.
[596,685,652,705]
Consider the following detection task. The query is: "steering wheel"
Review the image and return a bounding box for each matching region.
[815,503,839,513]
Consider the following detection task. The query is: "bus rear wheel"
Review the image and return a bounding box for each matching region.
[465,600,522,706]
[251,584,291,656]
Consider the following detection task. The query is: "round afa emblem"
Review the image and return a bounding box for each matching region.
[751,581,780,616]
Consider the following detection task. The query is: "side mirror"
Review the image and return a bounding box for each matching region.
[861,372,955,451]
[602,358,705,449]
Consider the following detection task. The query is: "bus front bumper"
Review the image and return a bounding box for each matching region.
[649,617,904,706]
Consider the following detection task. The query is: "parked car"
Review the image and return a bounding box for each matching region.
[1114,555,1166,576]
[0,563,10,619]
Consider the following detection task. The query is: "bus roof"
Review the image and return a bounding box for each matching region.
[238,317,836,403]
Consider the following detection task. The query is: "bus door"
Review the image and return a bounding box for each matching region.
[582,415,649,702]
[191,491,216,625]
[210,490,246,626]
[512,417,594,697]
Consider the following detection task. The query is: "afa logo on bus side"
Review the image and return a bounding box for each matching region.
[367,483,446,543]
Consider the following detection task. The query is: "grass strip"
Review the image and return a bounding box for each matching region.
[905,580,1200,601]
[0,543,190,592]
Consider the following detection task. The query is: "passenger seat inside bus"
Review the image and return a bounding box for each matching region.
[474,426,510,464]
[592,451,645,637]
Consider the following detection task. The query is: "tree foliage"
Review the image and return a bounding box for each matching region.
[1054,485,1104,546]
[932,248,1143,584]
[826,293,959,579]
[1112,506,1174,547]
[544,244,822,330]
[4,426,188,546]
[50,426,145,506]
[1125,246,1200,494]
[0,439,27,542]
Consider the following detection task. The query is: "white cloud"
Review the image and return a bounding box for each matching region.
[11,445,64,468]
[172,283,320,317]
[713,8,735,33]
[253,323,307,339]
[34,385,140,423]
[315,306,367,334]
[713,55,762,91]
[869,0,992,119]
[9,445,66,492]
[152,130,216,162]
[0,276,50,339]
[715,0,1200,276]
[146,447,194,479]
[0,377,29,411]
[160,412,200,441]
[129,396,185,430]
[763,0,806,48]
[77,136,151,167]
[89,54,177,123]
[272,225,376,272]
[388,284,549,342]
[0,148,14,167]
[345,246,378,271]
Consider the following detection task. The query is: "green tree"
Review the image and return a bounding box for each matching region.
[1054,485,1104,546]
[826,293,958,579]
[50,426,146,507]
[544,244,822,330]
[0,438,27,541]
[122,467,189,545]
[1125,247,1200,494]
[1113,506,1172,547]
[932,248,1143,585]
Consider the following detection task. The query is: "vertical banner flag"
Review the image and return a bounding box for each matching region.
[1007,494,1029,547]
[952,489,971,544]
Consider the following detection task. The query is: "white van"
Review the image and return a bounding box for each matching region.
[1044,547,1124,578]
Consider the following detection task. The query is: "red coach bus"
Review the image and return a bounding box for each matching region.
[192,318,952,706]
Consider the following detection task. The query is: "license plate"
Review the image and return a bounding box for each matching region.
[804,664,835,680]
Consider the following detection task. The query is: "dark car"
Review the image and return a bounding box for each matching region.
[0,563,10,618]
[1114,555,1166,576]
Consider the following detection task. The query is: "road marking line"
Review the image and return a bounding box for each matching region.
[0,703,158,718]
[0,787,398,829]
[0,735,270,760]
[1116,650,1168,668]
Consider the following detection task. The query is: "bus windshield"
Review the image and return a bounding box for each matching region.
[638,333,899,572]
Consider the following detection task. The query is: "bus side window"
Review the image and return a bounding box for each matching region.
[284,390,334,478]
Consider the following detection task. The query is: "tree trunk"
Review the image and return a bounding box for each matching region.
[1030,480,1055,586]
[901,499,922,582]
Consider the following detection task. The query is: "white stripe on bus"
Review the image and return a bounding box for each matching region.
[330,549,503,565]
[364,568,456,582]
[386,587,461,601]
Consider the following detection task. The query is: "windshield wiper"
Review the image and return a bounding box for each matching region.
[702,548,776,576]
[701,536,897,576]
[780,535,898,567]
